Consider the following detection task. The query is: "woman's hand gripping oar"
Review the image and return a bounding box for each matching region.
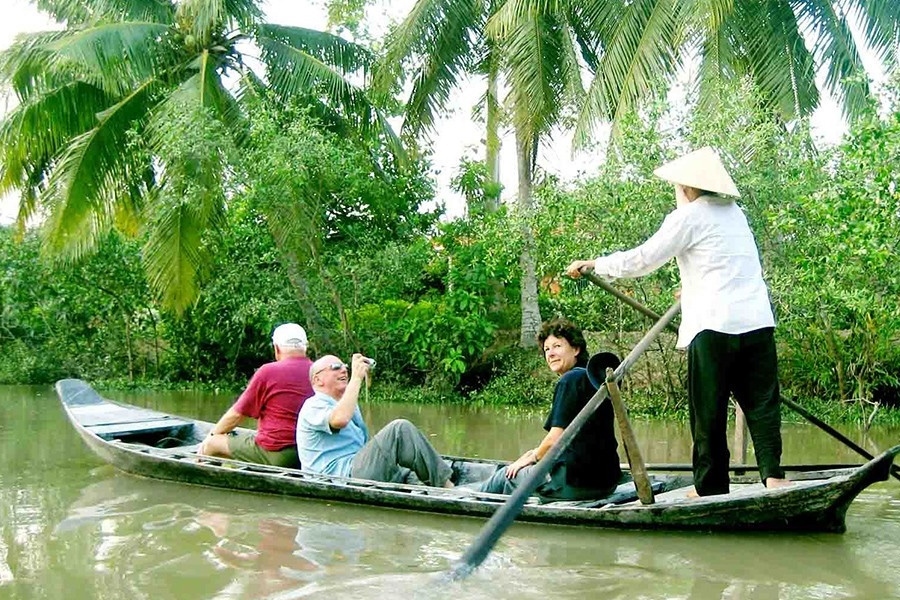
[443,301,682,582]
[576,267,900,484]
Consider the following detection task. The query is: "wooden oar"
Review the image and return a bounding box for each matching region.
[582,271,678,334]
[605,367,654,504]
[581,271,900,483]
[628,462,869,472]
[444,301,682,582]
[779,395,900,483]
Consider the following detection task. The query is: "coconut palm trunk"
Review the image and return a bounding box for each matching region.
[515,129,542,346]
[484,56,503,213]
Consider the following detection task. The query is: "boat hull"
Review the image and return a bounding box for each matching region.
[57,379,899,532]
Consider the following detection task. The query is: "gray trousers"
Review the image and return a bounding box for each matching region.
[350,419,452,487]
[473,464,543,495]
[473,463,617,501]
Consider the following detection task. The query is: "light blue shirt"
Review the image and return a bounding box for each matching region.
[296,391,369,477]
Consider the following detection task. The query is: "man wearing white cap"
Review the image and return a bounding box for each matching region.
[200,323,314,467]
[566,147,789,497]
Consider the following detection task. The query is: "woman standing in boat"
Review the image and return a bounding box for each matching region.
[566,146,789,497]
[473,317,623,500]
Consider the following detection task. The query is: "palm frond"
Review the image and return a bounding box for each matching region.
[0,81,111,199]
[375,0,490,139]
[141,190,212,314]
[844,0,898,64]
[789,0,870,119]
[693,0,739,117]
[255,25,403,156]
[141,78,235,313]
[35,0,175,24]
[148,55,247,151]
[257,24,375,74]
[47,21,170,95]
[503,11,567,156]
[40,79,159,261]
[400,3,486,138]
[0,30,72,101]
[222,0,263,31]
[728,0,818,120]
[489,0,568,39]
[575,0,682,146]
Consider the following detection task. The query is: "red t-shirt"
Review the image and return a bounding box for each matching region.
[232,356,314,451]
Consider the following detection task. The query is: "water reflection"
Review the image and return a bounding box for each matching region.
[2,385,899,600]
[47,472,900,600]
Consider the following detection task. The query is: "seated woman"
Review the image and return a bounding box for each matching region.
[472,317,624,500]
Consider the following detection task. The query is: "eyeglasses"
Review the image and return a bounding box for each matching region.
[313,362,348,376]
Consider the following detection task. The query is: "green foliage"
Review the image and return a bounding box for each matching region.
[767,89,900,407]
[347,215,517,388]
[522,74,900,412]
[464,347,554,407]
[235,97,438,353]
[0,0,402,313]
[451,156,503,217]
[0,227,158,383]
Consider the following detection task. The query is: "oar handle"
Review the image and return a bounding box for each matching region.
[445,300,682,581]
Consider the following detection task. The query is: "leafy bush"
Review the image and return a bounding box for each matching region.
[767,94,900,408]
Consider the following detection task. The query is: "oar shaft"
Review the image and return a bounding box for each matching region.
[780,396,900,482]
[446,300,682,581]
[606,368,654,504]
[582,271,678,334]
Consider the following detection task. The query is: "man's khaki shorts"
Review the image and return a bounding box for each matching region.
[227,431,299,468]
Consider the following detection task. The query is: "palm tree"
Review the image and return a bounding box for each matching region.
[380,0,600,346]
[487,0,899,146]
[0,0,400,313]
[483,0,897,344]
[377,0,505,214]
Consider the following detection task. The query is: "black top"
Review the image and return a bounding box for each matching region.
[543,366,622,490]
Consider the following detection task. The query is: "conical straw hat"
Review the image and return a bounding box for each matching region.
[652,147,741,197]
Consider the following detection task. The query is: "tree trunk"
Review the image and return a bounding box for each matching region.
[484,59,501,213]
[516,130,541,347]
[266,217,335,352]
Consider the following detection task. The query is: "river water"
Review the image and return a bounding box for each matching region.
[1,384,898,600]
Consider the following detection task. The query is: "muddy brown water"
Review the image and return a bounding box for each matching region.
[1,385,898,599]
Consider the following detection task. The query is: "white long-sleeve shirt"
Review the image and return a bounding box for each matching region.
[593,196,775,348]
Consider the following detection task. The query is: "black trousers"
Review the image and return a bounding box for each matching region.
[687,327,785,496]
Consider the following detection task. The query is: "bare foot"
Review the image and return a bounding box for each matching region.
[765,477,792,489]
[443,480,455,488]
[687,487,731,499]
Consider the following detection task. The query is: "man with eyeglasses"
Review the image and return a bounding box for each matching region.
[296,353,454,487]
[199,323,313,467]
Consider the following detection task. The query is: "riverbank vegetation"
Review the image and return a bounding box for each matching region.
[1,1,899,426]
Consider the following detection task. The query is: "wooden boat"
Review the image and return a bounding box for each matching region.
[57,378,900,533]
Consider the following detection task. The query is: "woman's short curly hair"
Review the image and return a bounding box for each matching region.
[538,317,588,364]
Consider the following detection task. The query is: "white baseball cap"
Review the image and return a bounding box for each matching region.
[272,323,308,350]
